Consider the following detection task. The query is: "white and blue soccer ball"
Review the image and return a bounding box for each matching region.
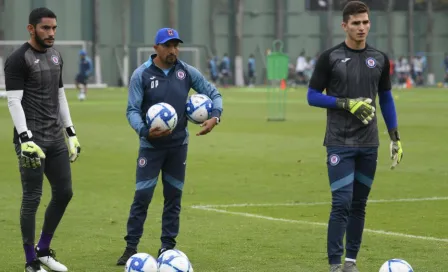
[157,249,193,272]
[379,259,413,272]
[125,253,158,272]
[185,94,213,124]
[146,102,178,131]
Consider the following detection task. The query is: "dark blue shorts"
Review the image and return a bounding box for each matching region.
[326,147,378,192]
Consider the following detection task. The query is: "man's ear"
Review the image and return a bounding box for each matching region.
[341,22,347,33]
[27,24,34,35]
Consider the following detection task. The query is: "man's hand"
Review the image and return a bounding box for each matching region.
[20,141,46,169]
[337,98,376,125]
[197,117,218,136]
[66,126,81,163]
[389,129,403,170]
[148,127,171,139]
[390,140,403,169]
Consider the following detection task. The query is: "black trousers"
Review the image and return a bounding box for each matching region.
[15,139,73,245]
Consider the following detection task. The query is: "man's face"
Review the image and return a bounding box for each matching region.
[29,17,57,48]
[342,13,370,43]
[154,40,180,65]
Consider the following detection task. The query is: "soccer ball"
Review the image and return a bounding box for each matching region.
[78,92,86,101]
[157,249,193,272]
[125,253,158,272]
[185,94,213,124]
[146,102,178,131]
[379,259,413,272]
[0,91,6,99]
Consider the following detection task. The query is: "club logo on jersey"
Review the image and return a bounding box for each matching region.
[365,57,376,68]
[138,157,147,167]
[167,29,174,36]
[329,154,340,166]
[176,69,186,80]
[51,55,59,65]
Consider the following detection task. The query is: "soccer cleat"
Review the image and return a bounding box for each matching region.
[157,247,174,257]
[343,261,360,272]
[116,247,137,266]
[330,264,343,272]
[36,248,68,272]
[25,259,48,272]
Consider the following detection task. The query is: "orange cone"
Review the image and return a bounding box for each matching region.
[280,79,286,90]
[406,77,412,89]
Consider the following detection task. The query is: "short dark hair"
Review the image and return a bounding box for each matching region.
[342,1,369,23]
[29,7,57,26]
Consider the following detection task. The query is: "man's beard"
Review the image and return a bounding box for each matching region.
[35,32,54,48]
[165,55,177,65]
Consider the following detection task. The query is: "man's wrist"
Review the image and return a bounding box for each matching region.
[336,98,348,110]
[66,126,77,137]
[388,128,400,142]
[212,116,220,125]
[19,130,33,143]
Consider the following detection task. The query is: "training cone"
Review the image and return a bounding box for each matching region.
[406,77,412,89]
[280,79,286,90]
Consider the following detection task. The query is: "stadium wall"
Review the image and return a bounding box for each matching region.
[1,0,447,86]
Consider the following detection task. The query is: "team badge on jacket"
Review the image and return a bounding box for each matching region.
[365,57,376,68]
[176,69,186,80]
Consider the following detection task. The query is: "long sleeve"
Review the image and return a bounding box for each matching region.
[58,87,74,128]
[126,65,149,137]
[186,64,223,118]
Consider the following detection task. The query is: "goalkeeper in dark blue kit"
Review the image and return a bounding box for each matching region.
[306,2,403,272]
[116,27,223,265]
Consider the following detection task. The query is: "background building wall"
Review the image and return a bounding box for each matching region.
[1,0,447,86]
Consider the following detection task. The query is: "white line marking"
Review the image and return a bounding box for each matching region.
[191,196,448,209]
[193,206,448,243]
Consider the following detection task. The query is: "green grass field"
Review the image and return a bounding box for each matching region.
[1,87,447,272]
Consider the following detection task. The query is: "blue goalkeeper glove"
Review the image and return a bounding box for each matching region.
[19,131,46,169]
[65,126,81,162]
[389,129,403,169]
[337,97,376,125]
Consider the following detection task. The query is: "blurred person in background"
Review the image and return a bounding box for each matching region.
[208,56,218,85]
[75,49,93,101]
[219,53,231,87]
[247,54,256,87]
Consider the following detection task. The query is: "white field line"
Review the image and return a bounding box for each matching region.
[191,196,448,209]
[192,206,448,243]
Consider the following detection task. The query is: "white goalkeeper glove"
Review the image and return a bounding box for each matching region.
[389,129,403,170]
[19,130,46,169]
[65,126,81,162]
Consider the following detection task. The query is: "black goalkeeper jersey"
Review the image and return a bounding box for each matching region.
[309,42,392,147]
[4,42,65,143]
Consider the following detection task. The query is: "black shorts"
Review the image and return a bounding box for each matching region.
[75,74,87,85]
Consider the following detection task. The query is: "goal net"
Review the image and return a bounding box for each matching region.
[136,47,203,73]
[0,40,107,90]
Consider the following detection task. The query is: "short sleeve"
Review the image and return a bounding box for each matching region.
[308,51,331,92]
[4,54,27,90]
[378,54,392,92]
